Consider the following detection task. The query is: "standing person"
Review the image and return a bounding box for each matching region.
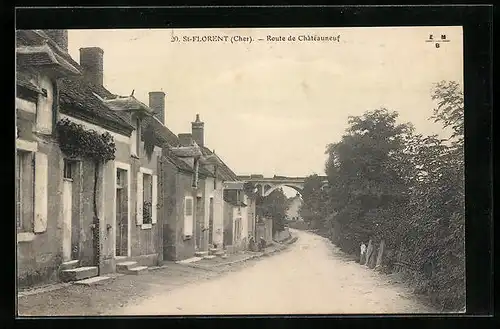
[360,242,367,264]
[259,236,266,251]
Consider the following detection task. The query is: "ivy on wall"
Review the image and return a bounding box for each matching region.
[56,118,116,162]
[55,118,116,270]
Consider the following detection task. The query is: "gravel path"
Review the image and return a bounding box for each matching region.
[107,230,435,315]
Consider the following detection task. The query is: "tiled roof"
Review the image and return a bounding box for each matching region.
[171,145,204,158]
[16,31,81,76]
[103,95,154,114]
[58,77,135,133]
[141,115,180,147]
[201,146,238,181]
[162,149,214,178]
[16,71,42,94]
[17,30,134,134]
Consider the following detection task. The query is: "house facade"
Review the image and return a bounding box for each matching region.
[286,193,303,221]
[16,29,255,287]
[16,29,82,287]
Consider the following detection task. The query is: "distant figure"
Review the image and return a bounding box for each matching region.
[248,236,256,251]
[360,242,367,264]
[259,236,266,251]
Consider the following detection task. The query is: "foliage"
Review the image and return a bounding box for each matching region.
[56,118,116,162]
[324,108,414,249]
[143,201,153,224]
[256,188,289,234]
[243,181,259,199]
[430,80,464,143]
[299,174,329,231]
[143,122,157,161]
[304,82,464,311]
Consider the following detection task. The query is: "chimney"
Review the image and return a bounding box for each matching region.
[149,91,166,125]
[191,114,204,147]
[44,30,68,52]
[79,47,104,86]
[178,133,193,147]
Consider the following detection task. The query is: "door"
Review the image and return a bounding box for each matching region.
[208,197,214,245]
[115,169,128,257]
[62,159,75,262]
[62,179,73,261]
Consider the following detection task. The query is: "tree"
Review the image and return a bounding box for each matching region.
[299,174,329,231]
[324,108,413,252]
[255,188,289,234]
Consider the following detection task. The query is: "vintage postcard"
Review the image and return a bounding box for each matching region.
[16,26,464,316]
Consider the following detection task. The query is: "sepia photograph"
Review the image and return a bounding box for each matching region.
[16,25,466,316]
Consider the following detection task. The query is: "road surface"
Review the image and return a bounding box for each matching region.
[107,230,434,315]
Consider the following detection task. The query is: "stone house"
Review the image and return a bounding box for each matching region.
[16,29,166,286]
[16,29,82,287]
[56,43,164,274]
[286,193,303,221]
[222,182,257,253]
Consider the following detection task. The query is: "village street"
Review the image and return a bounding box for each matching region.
[18,229,434,316]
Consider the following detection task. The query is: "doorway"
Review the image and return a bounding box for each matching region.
[62,159,76,262]
[115,168,129,257]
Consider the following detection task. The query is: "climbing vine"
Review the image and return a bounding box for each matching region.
[55,118,116,269]
[56,118,116,162]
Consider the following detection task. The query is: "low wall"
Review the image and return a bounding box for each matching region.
[287,221,309,230]
[256,218,273,244]
[273,227,291,242]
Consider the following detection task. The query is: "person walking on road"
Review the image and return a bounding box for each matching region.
[360,242,367,264]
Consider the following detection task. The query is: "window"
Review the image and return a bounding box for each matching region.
[142,173,153,224]
[116,169,126,188]
[234,218,242,242]
[184,196,194,237]
[136,169,157,227]
[63,159,76,180]
[16,151,34,232]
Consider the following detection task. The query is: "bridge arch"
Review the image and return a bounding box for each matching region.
[263,183,304,197]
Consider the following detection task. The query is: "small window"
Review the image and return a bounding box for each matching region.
[116,169,126,188]
[185,198,193,217]
[63,159,76,179]
[142,173,153,224]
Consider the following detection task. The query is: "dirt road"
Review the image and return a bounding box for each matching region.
[107,230,434,315]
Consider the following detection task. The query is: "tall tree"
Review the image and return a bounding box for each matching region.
[324,108,413,252]
[299,174,329,231]
[255,188,289,234]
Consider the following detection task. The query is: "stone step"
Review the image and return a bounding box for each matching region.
[194,251,209,257]
[73,276,112,286]
[221,254,228,259]
[60,260,80,271]
[203,255,217,260]
[60,266,98,282]
[176,257,203,264]
[209,248,220,255]
[116,261,138,273]
[123,266,148,275]
[215,251,226,257]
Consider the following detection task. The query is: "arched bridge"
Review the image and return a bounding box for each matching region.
[237,174,328,197]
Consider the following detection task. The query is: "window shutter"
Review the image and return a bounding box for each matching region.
[34,152,48,233]
[151,174,158,224]
[136,171,143,225]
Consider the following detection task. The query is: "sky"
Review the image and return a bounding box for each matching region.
[67,27,463,185]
